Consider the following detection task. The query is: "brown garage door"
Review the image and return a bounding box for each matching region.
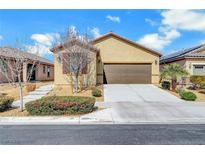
[104,64,151,84]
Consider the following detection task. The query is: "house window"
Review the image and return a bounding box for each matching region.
[194,65,204,69]
[193,65,205,75]
[47,66,50,78]
[43,65,46,74]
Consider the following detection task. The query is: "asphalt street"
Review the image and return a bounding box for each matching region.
[1,124,205,145]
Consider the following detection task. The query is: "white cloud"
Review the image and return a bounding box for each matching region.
[138,29,180,50]
[145,18,157,26]
[161,10,205,32]
[31,33,60,46]
[90,27,101,38]
[139,10,205,50]
[106,15,120,23]
[26,44,51,57]
[27,33,60,57]
[0,35,3,40]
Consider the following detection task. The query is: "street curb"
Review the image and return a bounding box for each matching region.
[1,116,205,125]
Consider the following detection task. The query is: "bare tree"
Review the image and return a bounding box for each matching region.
[56,27,96,93]
[0,43,38,111]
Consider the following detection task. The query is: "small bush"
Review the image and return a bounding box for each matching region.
[162,81,171,90]
[176,87,185,95]
[92,88,102,97]
[26,84,36,92]
[0,96,14,112]
[180,91,197,101]
[25,96,96,115]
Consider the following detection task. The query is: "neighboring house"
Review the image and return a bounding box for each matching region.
[0,47,54,83]
[160,44,205,83]
[51,32,162,86]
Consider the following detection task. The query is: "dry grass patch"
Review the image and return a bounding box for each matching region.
[0,108,28,116]
[0,81,53,101]
[47,85,104,102]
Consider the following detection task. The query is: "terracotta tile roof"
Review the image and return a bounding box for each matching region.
[0,47,53,65]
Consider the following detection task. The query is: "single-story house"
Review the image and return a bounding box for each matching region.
[160,44,205,83]
[0,47,54,83]
[51,32,162,86]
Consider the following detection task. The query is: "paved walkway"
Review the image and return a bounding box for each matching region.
[12,84,53,108]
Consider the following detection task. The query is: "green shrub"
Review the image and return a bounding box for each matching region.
[92,88,102,97]
[176,87,185,95]
[180,91,197,101]
[0,96,14,112]
[161,81,171,90]
[25,96,96,115]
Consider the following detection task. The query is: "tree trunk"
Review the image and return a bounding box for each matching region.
[80,75,84,91]
[19,84,24,112]
[172,79,177,92]
[17,73,24,112]
[69,74,74,95]
[75,75,79,93]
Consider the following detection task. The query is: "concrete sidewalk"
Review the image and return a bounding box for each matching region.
[12,84,53,108]
[2,101,205,125]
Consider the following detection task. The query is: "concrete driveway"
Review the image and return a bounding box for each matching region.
[104,84,182,103]
[87,84,205,124]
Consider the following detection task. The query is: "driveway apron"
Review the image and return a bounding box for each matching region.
[103,84,205,123]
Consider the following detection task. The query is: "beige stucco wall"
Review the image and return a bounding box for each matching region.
[160,58,205,76]
[160,58,205,84]
[36,64,54,81]
[185,58,205,76]
[94,36,160,84]
[53,50,97,86]
[160,59,186,71]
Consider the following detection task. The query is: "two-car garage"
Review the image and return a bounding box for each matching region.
[93,32,162,85]
[103,63,152,84]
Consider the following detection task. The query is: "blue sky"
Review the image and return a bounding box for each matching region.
[1,9,205,61]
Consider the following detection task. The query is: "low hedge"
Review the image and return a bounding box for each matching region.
[180,91,197,101]
[0,96,14,112]
[25,96,96,115]
[92,88,102,97]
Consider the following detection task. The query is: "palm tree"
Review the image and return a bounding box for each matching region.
[161,63,189,91]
